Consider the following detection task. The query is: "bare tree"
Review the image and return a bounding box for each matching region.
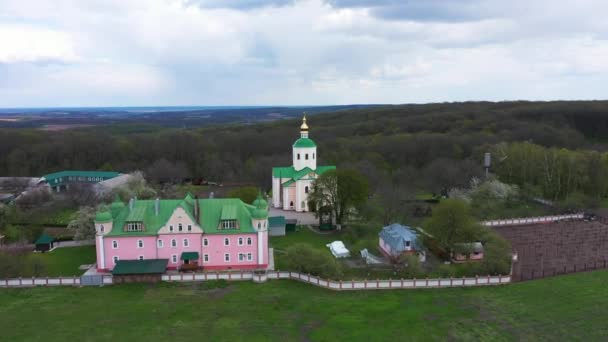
[0,177,32,197]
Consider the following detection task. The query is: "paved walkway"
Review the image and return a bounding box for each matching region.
[55,240,95,248]
[268,207,318,225]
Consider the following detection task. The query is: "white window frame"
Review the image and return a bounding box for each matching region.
[203,238,209,246]
[171,254,178,264]
[238,237,243,246]
[112,240,118,249]
[137,239,143,248]
[239,253,244,262]
[247,253,253,261]
[178,223,183,232]
[183,238,189,247]
[188,225,192,232]
[171,239,177,248]
[113,256,119,263]
[247,237,252,245]
[157,239,163,248]
[138,255,144,261]
[169,225,174,232]
[224,238,230,246]
[224,253,230,262]
[100,225,104,233]
[203,254,209,262]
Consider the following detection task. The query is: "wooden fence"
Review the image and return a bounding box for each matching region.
[161,271,512,290]
[482,214,584,227]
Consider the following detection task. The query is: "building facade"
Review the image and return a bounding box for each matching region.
[271,116,335,212]
[94,193,269,272]
[40,170,121,193]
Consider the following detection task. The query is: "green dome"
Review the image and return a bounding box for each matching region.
[252,196,268,209]
[252,208,268,220]
[95,211,112,222]
[293,138,317,148]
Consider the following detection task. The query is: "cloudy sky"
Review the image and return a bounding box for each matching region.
[1,0,607,107]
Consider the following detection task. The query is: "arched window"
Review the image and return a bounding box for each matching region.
[169,225,174,232]
[203,238,209,246]
[224,238,230,246]
[171,239,177,247]
[289,201,294,208]
[258,222,261,228]
[297,154,300,160]
[305,154,309,160]
[178,223,183,232]
[313,153,315,159]
[247,237,252,245]
[137,240,143,248]
[100,225,104,233]
[305,186,309,193]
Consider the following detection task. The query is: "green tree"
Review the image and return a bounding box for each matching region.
[424,199,481,257]
[309,169,369,225]
[227,186,259,204]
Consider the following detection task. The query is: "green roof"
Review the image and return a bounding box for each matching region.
[268,216,286,227]
[252,208,268,219]
[42,170,120,186]
[35,233,54,245]
[181,252,199,260]
[220,204,237,220]
[293,138,317,148]
[273,165,336,185]
[102,196,258,237]
[112,259,168,275]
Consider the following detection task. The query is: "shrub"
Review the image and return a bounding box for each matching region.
[283,244,343,279]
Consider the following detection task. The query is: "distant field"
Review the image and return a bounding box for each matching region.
[0,270,607,341]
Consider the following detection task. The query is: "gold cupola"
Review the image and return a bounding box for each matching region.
[300,114,309,131]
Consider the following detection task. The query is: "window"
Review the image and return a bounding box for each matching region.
[137,240,143,248]
[305,186,309,193]
[257,222,261,228]
[178,223,183,232]
[171,239,177,247]
[183,239,189,247]
[405,241,411,247]
[239,253,244,262]
[203,238,209,246]
[169,225,174,232]
[247,253,253,261]
[224,238,230,246]
[238,237,243,246]
[126,222,143,232]
[112,240,118,249]
[203,254,209,262]
[138,255,144,261]
[305,153,309,160]
[100,225,104,233]
[297,153,300,160]
[171,255,177,263]
[157,239,163,248]
[113,256,119,263]
[222,220,237,229]
[224,253,230,262]
[313,153,315,159]
[188,225,192,232]
[247,237,252,245]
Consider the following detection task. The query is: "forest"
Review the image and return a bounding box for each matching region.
[2,100,608,208]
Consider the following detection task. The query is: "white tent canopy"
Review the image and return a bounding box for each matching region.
[326,241,350,258]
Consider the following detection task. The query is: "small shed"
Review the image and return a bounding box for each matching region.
[112,259,168,283]
[34,233,55,252]
[452,242,484,263]
[268,216,286,236]
[378,223,420,259]
[285,219,298,232]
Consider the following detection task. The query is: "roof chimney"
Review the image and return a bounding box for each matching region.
[154,198,160,216]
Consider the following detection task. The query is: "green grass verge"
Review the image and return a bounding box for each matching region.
[26,246,96,277]
[1,271,608,341]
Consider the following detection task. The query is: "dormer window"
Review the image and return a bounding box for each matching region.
[221,220,237,229]
[178,223,183,232]
[126,222,143,232]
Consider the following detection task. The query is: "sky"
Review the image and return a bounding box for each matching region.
[1,0,607,107]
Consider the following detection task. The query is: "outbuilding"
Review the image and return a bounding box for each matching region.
[378,223,421,260]
[268,216,286,236]
[34,233,55,252]
[112,259,168,283]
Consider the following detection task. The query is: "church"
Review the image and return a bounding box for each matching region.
[272,116,335,212]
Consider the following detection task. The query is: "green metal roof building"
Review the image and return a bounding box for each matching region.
[40,170,121,193]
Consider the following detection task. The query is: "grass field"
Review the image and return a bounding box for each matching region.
[26,246,96,277]
[0,270,607,341]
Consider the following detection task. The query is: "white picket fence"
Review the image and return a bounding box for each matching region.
[161,271,511,290]
[0,276,81,287]
[482,214,584,227]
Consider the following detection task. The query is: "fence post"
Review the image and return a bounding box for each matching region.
[413,277,416,288]
[401,278,404,288]
[450,277,453,287]
[73,275,76,285]
[475,275,478,285]
[340,280,342,290]
[426,277,429,287]
[46,276,49,286]
[376,279,379,288]
[60,277,63,285]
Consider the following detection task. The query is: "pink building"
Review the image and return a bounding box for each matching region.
[94,193,269,273]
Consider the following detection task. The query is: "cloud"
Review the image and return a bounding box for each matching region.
[0,24,78,64]
[0,0,607,106]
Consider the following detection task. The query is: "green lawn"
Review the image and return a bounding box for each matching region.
[1,271,608,341]
[26,246,96,277]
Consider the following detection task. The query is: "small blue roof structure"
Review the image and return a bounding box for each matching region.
[379,223,420,253]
